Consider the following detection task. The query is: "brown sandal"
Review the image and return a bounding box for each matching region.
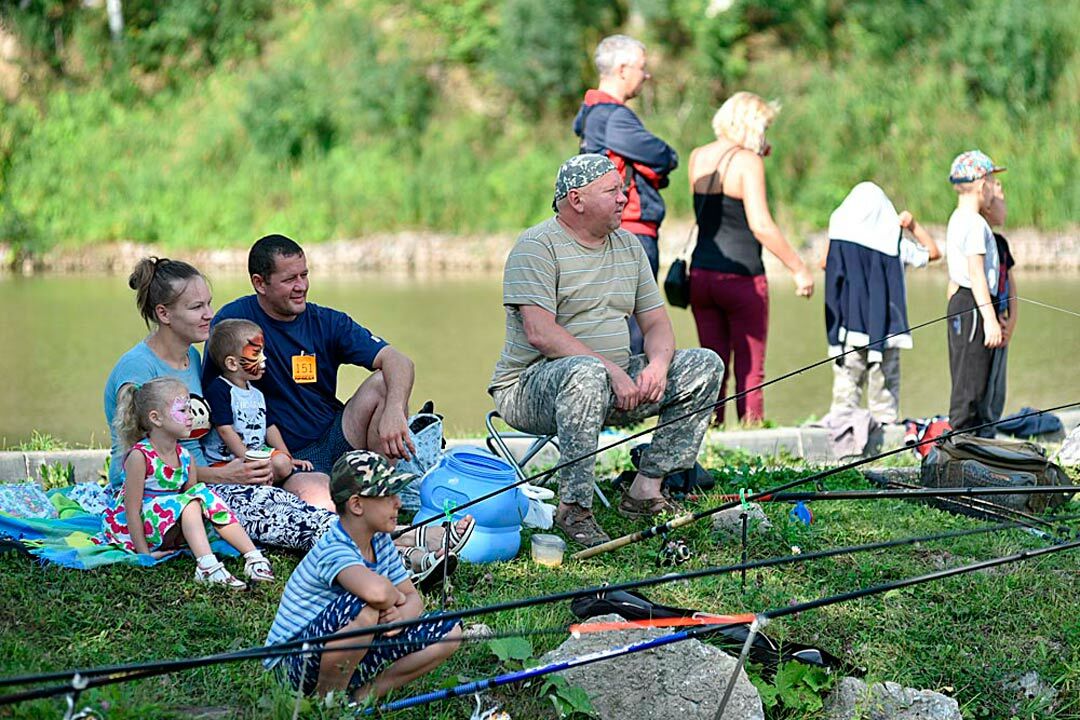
[555,505,611,548]
[617,494,680,520]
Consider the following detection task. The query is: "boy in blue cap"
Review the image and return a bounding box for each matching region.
[945,150,1006,434]
[264,450,461,700]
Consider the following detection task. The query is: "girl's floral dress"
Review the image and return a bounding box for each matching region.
[100,438,239,553]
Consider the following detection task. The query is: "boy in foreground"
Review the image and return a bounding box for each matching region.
[945,150,1005,434]
[263,450,461,700]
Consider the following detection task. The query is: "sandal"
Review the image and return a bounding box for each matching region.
[417,515,477,555]
[405,547,459,594]
[244,554,276,583]
[555,505,611,548]
[617,494,680,520]
[195,560,247,590]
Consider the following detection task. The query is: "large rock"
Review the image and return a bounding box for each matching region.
[539,614,763,720]
[825,676,962,720]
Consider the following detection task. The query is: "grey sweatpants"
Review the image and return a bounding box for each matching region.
[830,347,901,424]
[492,349,722,508]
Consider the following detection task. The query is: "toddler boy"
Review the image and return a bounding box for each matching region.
[202,319,315,483]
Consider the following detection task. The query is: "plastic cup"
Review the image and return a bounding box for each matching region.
[530,534,567,567]
[244,449,272,463]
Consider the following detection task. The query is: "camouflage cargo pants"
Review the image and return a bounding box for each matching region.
[492,348,722,508]
[829,348,901,424]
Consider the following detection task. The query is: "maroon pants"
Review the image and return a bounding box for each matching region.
[689,268,768,423]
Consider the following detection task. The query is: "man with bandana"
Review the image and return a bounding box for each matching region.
[205,234,417,506]
[488,154,722,547]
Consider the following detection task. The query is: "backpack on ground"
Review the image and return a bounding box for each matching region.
[920,435,1073,514]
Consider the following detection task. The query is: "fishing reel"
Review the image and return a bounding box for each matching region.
[656,538,693,567]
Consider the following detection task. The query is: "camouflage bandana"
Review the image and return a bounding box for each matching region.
[552,153,617,211]
[330,450,417,505]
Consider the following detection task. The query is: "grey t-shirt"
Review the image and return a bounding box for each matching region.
[488,217,664,392]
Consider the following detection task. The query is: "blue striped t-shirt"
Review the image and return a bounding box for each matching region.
[263,521,408,668]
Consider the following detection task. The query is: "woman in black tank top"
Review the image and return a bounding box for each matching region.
[685,92,814,425]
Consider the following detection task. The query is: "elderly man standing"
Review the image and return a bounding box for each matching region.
[574,35,678,354]
[488,155,722,547]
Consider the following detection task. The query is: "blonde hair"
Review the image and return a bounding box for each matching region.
[113,378,188,449]
[207,318,262,370]
[711,92,780,154]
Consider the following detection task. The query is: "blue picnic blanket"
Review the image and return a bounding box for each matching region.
[0,483,237,569]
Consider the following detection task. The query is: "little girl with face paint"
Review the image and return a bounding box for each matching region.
[102,377,274,589]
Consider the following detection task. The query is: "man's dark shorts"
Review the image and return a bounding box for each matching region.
[293,411,354,475]
[280,592,460,695]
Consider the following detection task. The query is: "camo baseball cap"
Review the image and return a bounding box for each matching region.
[330,450,417,504]
[552,153,617,211]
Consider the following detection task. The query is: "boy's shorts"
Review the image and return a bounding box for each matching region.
[280,592,459,695]
[293,412,353,476]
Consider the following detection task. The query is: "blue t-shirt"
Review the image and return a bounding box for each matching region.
[263,521,408,668]
[201,376,268,463]
[104,342,208,489]
[205,296,389,449]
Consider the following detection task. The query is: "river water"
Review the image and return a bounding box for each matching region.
[2,270,1077,447]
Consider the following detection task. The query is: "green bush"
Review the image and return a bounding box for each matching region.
[122,0,273,75]
[240,68,336,163]
[487,0,623,116]
[945,0,1076,109]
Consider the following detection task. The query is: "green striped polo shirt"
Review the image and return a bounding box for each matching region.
[488,217,664,392]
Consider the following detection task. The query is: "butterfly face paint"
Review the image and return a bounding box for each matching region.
[238,333,266,376]
[169,397,192,426]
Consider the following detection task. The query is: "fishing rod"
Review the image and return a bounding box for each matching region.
[0,517,1049,703]
[573,402,1080,559]
[395,298,1011,538]
[365,623,727,715]
[865,472,1064,533]
[375,537,1080,717]
[734,486,1080,503]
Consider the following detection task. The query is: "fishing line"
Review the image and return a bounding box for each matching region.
[1016,296,1080,319]
[396,298,1012,537]
[0,516,1058,702]
[573,402,1080,559]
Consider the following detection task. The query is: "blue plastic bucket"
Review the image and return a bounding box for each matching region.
[416,447,527,563]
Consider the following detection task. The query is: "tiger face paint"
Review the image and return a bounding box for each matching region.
[237,333,266,378]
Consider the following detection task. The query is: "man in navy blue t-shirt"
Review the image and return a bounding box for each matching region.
[205,234,416,508]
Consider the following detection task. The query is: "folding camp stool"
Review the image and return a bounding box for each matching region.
[484,410,611,508]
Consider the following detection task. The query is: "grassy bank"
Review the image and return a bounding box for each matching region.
[0,1,1077,256]
[1,446,1078,719]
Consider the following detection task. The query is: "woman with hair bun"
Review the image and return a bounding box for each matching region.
[687,91,814,426]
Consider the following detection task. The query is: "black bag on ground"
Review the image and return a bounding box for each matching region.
[920,435,1072,513]
[629,443,715,496]
[570,589,853,676]
[663,259,691,309]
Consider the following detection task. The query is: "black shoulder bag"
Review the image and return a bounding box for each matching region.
[663,146,739,308]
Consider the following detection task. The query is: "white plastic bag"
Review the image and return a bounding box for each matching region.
[520,483,555,529]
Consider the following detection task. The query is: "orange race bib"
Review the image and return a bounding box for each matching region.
[292,353,317,383]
